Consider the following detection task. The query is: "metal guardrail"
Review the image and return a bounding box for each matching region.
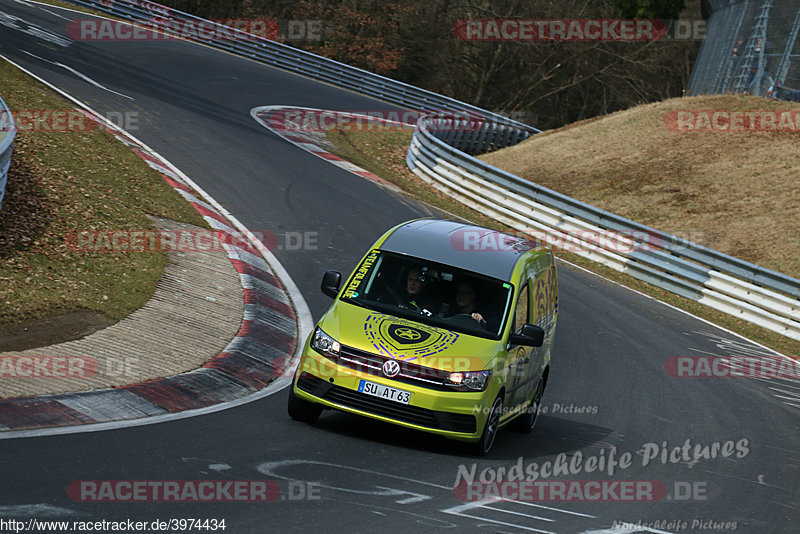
[408,115,800,341]
[64,0,539,135]
[62,0,800,341]
[0,96,16,212]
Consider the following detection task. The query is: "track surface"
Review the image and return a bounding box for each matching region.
[0,2,798,532]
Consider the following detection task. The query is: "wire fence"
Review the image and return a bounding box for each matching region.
[688,0,800,100]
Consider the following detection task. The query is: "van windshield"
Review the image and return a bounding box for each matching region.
[340,250,513,339]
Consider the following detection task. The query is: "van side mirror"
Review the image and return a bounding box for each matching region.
[509,323,545,347]
[321,270,342,298]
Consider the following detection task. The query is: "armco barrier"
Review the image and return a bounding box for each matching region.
[0,96,15,212]
[63,0,537,137]
[408,115,800,342]
[61,0,800,342]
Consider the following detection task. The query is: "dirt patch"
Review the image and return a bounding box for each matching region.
[0,310,115,352]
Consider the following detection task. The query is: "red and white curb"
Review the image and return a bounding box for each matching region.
[0,56,312,437]
[251,105,413,190]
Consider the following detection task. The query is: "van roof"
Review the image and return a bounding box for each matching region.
[380,219,539,280]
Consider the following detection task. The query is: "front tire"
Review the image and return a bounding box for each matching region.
[472,396,503,456]
[287,386,322,423]
[514,379,544,433]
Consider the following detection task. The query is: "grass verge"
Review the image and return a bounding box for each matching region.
[326,126,799,358]
[0,59,207,334]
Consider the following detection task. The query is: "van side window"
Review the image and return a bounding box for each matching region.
[513,283,529,334]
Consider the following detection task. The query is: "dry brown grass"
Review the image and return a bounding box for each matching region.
[481,94,800,278]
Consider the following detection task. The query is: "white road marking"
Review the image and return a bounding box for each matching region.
[508,500,596,518]
[257,458,452,489]
[208,463,232,472]
[769,386,800,398]
[562,256,791,362]
[691,329,783,358]
[0,8,71,47]
[581,526,674,534]
[20,49,135,100]
[686,347,718,356]
[256,459,448,499]
[33,4,72,21]
[442,502,555,534]
[373,486,431,504]
[476,501,554,522]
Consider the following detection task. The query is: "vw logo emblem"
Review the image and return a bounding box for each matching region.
[394,327,421,341]
[382,359,401,378]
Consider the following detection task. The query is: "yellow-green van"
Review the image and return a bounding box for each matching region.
[288,219,558,454]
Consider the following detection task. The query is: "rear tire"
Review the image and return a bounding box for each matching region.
[471,397,503,456]
[514,379,544,433]
[287,386,322,423]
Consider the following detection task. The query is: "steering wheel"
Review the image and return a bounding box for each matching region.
[450,313,489,329]
[382,284,406,307]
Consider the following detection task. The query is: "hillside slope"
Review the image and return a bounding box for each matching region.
[481,95,800,278]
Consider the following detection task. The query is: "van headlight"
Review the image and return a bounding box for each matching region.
[311,327,340,355]
[446,370,492,391]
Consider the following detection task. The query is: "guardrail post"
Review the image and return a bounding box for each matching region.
[0,96,16,212]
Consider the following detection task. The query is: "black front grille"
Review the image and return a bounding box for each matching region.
[296,373,476,434]
[321,344,454,391]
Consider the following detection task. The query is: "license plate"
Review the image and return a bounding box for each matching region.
[358,380,411,405]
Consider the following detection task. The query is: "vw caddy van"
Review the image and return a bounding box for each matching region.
[288,219,558,454]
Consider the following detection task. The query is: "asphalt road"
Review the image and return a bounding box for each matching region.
[0,2,798,532]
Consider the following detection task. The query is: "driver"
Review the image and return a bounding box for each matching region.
[400,266,435,314]
[452,281,487,327]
